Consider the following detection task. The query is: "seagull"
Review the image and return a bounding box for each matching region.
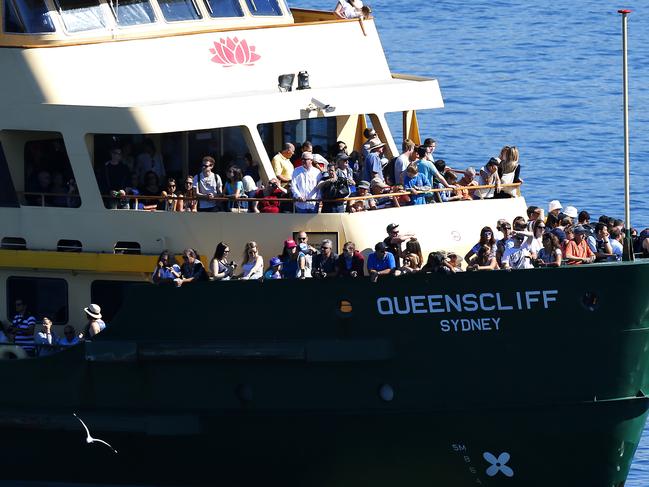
[73,413,118,454]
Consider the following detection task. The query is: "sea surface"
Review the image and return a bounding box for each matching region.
[297,0,649,483]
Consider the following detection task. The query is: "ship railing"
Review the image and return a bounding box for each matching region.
[18,183,522,212]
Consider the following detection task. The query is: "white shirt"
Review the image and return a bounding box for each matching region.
[337,0,362,18]
[291,165,322,211]
[502,246,533,269]
[610,238,623,261]
[394,153,410,185]
[193,172,223,209]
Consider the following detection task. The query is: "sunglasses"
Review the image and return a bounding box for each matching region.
[298,237,307,241]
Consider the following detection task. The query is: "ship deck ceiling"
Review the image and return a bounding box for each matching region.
[7,75,443,132]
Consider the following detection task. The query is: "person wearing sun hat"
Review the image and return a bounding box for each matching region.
[363,138,386,182]
[82,303,106,339]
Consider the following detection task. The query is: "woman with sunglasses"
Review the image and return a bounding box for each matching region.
[179,176,197,212]
[464,226,496,266]
[210,242,236,281]
[239,241,264,280]
[160,177,179,211]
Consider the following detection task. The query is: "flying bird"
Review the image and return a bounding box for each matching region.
[73,413,118,454]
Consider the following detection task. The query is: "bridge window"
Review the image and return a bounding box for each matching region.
[55,0,108,32]
[158,0,201,22]
[6,276,68,324]
[204,0,243,17]
[3,0,55,33]
[1,237,26,250]
[111,0,156,25]
[244,0,281,16]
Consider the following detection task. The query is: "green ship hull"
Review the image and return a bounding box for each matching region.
[1,261,648,486]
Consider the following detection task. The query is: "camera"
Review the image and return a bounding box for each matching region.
[229,261,238,268]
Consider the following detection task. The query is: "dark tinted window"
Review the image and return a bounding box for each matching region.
[0,143,19,208]
[4,0,55,33]
[7,277,68,324]
[24,138,80,208]
[245,0,281,16]
[158,0,201,21]
[204,0,243,17]
[91,280,140,323]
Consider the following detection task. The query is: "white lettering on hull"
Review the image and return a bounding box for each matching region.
[377,290,558,334]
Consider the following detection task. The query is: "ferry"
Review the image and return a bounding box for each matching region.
[0,0,648,485]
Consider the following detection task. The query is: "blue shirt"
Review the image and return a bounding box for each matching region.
[417,159,438,184]
[367,251,396,272]
[403,173,431,205]
[364,152,383,182]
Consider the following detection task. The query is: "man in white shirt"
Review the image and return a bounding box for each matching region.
[609,228,623,261]
[502,234,534,270]
[291,152,322,213]
[394,139,415,185]
[193,156,223,212]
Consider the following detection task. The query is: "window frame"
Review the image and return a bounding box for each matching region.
[107,0,157,27]
[6,276,69,324]
[53,0,113,33]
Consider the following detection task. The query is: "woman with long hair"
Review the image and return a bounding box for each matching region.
[403,238,423,266]
[467,245,499,271]
[224,166,244,212]
[464,226,496,265]
[210,242,236,281]
[152,250,181,284]
[239,241,264,280]
[179,176,198,212]
[537,233,563,267]
[160,177,179,211]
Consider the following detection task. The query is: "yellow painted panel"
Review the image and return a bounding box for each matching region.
[0,250,158,274]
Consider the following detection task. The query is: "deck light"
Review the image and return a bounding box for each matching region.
[278,73,295,92]
[296,71,310,90]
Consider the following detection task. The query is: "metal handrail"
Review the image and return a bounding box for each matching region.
[19,182,522,210]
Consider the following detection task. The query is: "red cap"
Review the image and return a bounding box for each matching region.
[284,239,297,249]
[618,9,632,14]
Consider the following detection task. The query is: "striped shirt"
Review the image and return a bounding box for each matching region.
[12,313,36,354]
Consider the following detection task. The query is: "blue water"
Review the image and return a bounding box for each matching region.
[297,0,649,482]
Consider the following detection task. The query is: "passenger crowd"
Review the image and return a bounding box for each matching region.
[0,301,105,357]
[98,131,522,213]
[150,202,649,288]
[3,202,647,358]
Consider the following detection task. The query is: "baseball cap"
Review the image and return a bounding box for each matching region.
[386,223,399,233]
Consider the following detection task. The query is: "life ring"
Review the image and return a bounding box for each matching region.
[0,345,28,360]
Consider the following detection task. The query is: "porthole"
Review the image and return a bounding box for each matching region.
[1,237,26,250]
[57,239,82,252]
[582,291,599,312]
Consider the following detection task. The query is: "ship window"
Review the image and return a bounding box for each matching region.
[203,0,243,17]
[91,280,140,323]
[114,241,141,254]
[244,0,281,16]
[23,138,80,208]
[258,118,337,159]
[0,143,19,208]
[57,239,82,252]
[111,0,156,25]
[1,237,27,250]
[55,0,108,32]
[3,0,55,33]
[158,0,201,22]
[6,276,68,324]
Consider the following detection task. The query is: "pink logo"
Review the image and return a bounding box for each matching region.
[210,37,261,67]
